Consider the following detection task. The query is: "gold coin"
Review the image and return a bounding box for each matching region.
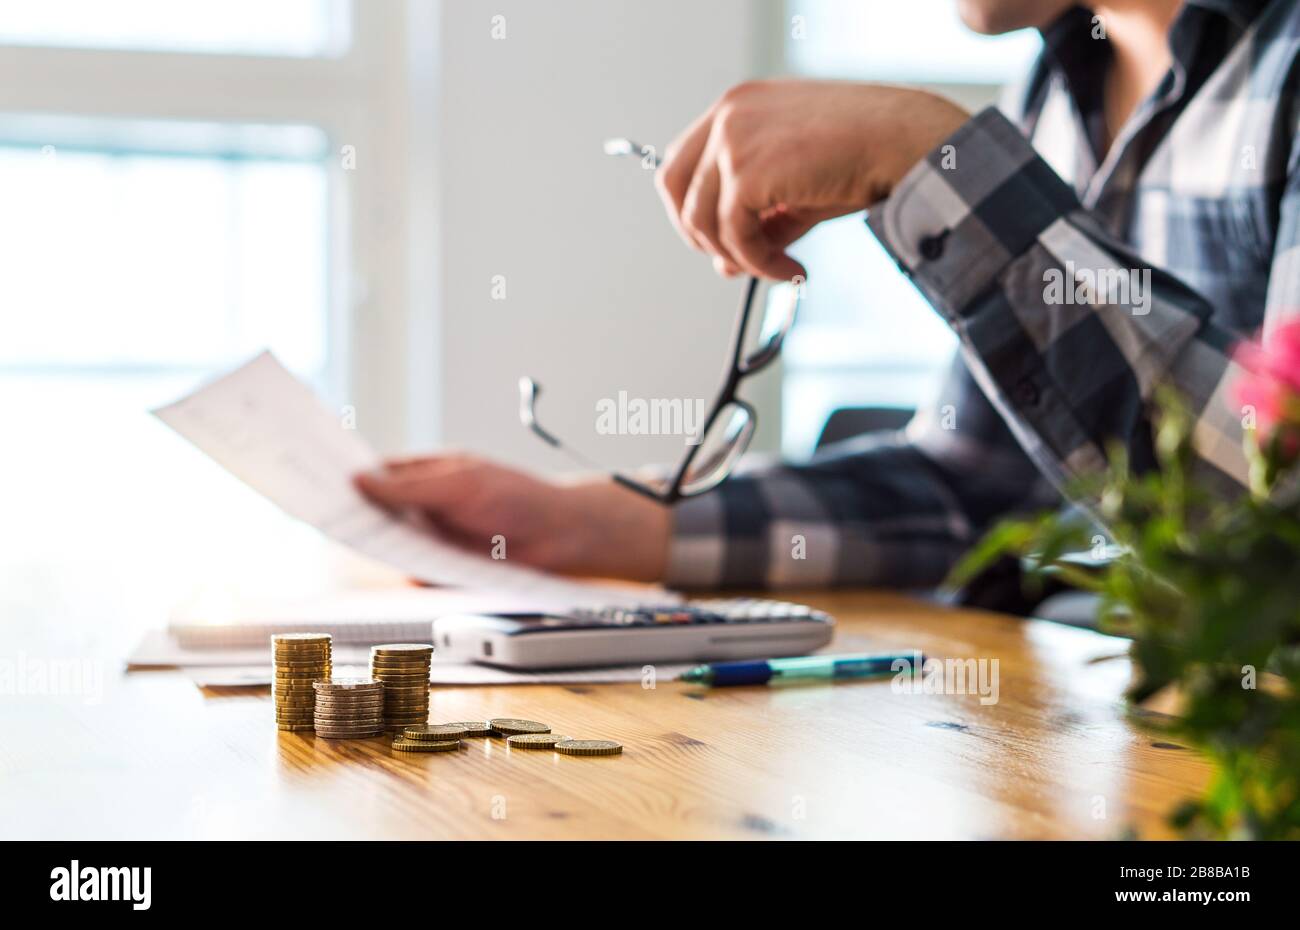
[489,718,550,736]
[271,633,332,644]
[507,733,566,749]
[403,724,467,742]
[370,643,434,655]
[443,721,493,737]
[392,737,459,752]
[314,721,384,731]
[554,739,622,756]
[276,723,315,732]
[313,678,383,691]
[313,699,384,710]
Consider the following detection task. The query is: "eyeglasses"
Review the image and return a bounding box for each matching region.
[518,137,801,505]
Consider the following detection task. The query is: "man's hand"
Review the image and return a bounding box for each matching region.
[656,79,969,280]
[354,454,671,582]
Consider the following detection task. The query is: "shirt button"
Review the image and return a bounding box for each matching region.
[919,229,949,261]
[1013,378,1040,407]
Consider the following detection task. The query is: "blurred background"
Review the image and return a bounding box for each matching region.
[0,0,1039,649]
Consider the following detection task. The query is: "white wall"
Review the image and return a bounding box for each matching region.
[413,0,783,474]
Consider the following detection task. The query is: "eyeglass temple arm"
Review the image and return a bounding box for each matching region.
[517,377,675,503]
[603,137,661,169]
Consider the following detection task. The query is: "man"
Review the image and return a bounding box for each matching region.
[357,0,1299,591]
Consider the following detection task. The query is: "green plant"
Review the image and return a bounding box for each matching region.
[951,323,1300,840]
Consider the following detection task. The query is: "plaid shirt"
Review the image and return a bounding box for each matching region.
[667,0,1300,589]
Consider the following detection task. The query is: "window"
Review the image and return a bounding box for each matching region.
[780,0,1041,457]
[0,4,433,616]
[0,0,349,57]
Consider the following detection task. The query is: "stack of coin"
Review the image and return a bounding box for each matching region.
[393,724,466,753]
[272,633,333,731]
[312,678,385,739]
[369,644,433,732]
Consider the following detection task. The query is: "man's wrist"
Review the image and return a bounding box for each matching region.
[564,479,670,582]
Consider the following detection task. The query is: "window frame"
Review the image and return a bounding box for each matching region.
[0,0,438,451]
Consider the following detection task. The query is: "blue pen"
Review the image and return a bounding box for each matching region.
[679,651,923,687]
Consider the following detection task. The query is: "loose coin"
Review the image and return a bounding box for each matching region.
[403,724,467,742]
[554,739,623,756]
[445,721,493,737]
[507,733,566,750]
[489,718,550,736]
[392,737,460,752]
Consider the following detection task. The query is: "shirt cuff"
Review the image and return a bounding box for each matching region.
[866,106,1080,321]
[665,490,728,589]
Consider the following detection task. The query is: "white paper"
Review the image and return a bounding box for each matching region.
[163,587,617,649]
[183,661,693,688]
[152,352,672,606]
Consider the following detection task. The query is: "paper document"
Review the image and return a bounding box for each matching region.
[183,662,693,688]
[128,631,691,686]
[152,352,671,606]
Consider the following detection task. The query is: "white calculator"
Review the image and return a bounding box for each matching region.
[431,599,835,670]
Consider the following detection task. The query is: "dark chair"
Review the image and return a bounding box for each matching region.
[812,404,1092,622]
[813,406,914,450]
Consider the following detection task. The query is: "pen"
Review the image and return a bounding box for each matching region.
[679,651,922,687]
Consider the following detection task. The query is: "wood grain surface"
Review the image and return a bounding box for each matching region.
[0,590,1209,839]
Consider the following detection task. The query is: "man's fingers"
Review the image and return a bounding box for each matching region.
[681,153,738,267]
[354,459,476,512]
[718,190,806,281]
[655,104,717,248]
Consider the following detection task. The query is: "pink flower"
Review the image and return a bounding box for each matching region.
[1233,317,1300,458]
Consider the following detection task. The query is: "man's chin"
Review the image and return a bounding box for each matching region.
[955,0,1066,35]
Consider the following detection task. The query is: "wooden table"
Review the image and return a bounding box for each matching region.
[0,590,1209,840]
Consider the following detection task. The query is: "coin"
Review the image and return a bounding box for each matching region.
[272,633,332,644]
[554,739,622,756]
[441,721,491,737]
[276,722,315,731]
[370,643,434,656]
[314,678,383,692]
[314,721,384,731]
[314,697,384,707]
[403,725,467,742]
[392,737,459,752]
[489,718,550,736]
[507,733,566,749]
